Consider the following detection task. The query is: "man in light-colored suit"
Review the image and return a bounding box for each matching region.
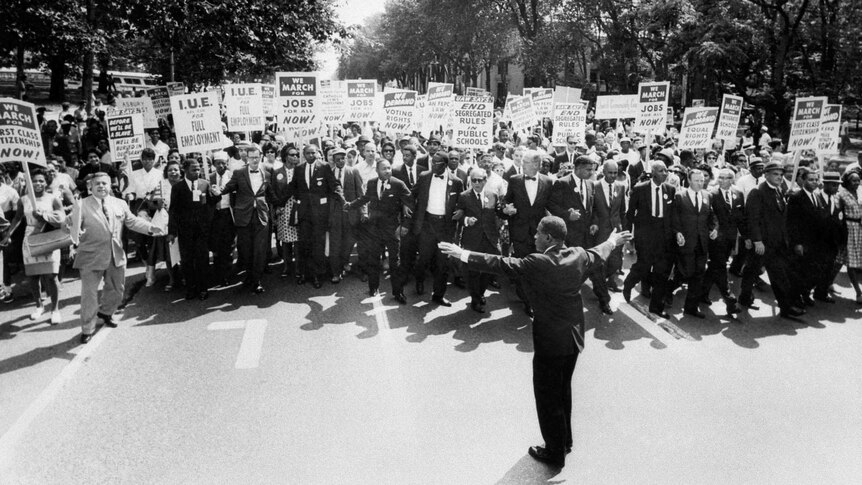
[75,172,161,343]
[590,160,627,291]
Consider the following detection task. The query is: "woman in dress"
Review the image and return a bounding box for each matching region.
[1,170,66,324]
[837,168,862,303]
[272,146,300,278]
[147,159,183,291]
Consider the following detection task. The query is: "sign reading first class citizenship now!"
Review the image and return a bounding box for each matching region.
[451,95,493,150]
[634,81,670,133]
[275,71,319,128]
[145,86,172,122]
[0,98,46,166]
[106,112,145,161]
[223,83,265,132]
[715,94,743,141]
[170,91,223,154]
[787,96,828,151]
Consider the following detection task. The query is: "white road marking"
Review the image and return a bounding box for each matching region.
[0,328,113,473]
[207,319,268,369]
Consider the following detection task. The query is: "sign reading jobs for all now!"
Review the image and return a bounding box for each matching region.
[818,104,843,155]
[594,94,639,120]
[106,112,145,161]
[275,71,319,128]
[716,94,743,141]
[223,83,265,132]
[346,80,377,122]
[787,96,828,151]
[170,91,223,154]
[0,98,46,166]
[451,96,493,150]
[677,107,719,150]
[552,102,587,146]
[634,81,670,133]
[380,90,417,134]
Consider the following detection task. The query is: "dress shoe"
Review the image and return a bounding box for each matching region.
[295,275,306,285]
[649,308,670,319]
[368,287,379,297]
[97,312,117,328]
[622,286,632,303]
[528,445,565,468]
[726,303,741,315]
[254,284,265,294]
[738,296,756,308]
[780,306,805,318]
[722,292,738,304]
[199,291,209,301]
[524,304,534,317]
[683,308,706,319]
[470,301,485,313]
[331,275,342,284]
[607,282,621,292]
[663,294,674,307]
[80,333,93,344]
[393,292,407,304]
[800,295,815,307]
[416,281,425,295]
[454,276,466,289]
[814,294,835,304]
[312,278,322,289]
[432,295,452,307]
[599,302,613,315]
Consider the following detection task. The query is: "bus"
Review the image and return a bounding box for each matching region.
[0,68,160,94]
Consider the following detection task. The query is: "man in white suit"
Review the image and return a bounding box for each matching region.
[75,172,162,343]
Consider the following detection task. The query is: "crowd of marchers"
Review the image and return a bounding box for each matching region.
[1,103,861,343]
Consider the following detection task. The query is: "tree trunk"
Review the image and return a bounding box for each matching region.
[15,44,25,100]
[82,0,96,115]
[48,54,67,102]
[485,64,491,92]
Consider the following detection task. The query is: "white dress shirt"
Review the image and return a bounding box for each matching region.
[650,181,664,218]
[249,167,263,193]
[427,173,448,215]
[525,175,538,206]
[214,170,233,209]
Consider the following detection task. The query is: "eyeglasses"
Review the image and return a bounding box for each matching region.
[287,152,299,157]
[383,149,395,153]
[471,178,486,183]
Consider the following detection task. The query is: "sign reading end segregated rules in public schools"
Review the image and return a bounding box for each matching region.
[451,96,493,150]
[0,98,46,166]
[170,91,223,154]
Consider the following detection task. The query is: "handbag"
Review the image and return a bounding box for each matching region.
[27,224,73,257]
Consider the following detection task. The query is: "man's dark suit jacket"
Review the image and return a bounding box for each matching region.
[627,160,647,183]
[463,240,615,355]
[552,151,577,174]
[502,173,553,245]
[671,188,717,254]
[392,161,427,192]
[456,189,500,250]
[548,173,594,248]
[625,180,676,259]
[221,166,273,227]
[449,167,469,187]
[787,189,823,252]
[746,181,789,249]
[168,178,215,237]
[502,164,523,183]
[289,161,345,226]
[348,177,412,226]
[591,179,626,244]
[331,165,366,225]
[411,170,464,235]
[709,186,746,243]
[819,192,846,253]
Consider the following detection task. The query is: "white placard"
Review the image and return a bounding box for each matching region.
[144,86,172,122]
[817,104,842,156]
[380,90,417,134]
[788,96,828,151]
[425,83,454,132]
[319,80,347,126]
[634,81,670,133]
[170,91,224,154]
[677,107,719,150]
[116,96,158,129]
[594,95,639,120]
[452,95,494,150]
[530,88,554,119]
[552,102,587,146]
[0,98,46,166]
[275,71,320,139]
[261,84,275,117]
[106,112,146,161]
[507,95,537,132]
[346,80,377,122]
[715,94,743,141]
[223,83,265,132]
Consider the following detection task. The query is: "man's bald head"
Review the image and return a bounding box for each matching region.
[602,159,619,184]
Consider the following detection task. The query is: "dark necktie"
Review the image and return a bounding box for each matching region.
[525,176,536,181]
[654,187,661,217]
[725,190,730,206]
[408,167,414,186]
[434,174,444,179]
[775,188,784,211]
[695,193,700,212]
[250,170,259,173]
[101,199,111,230]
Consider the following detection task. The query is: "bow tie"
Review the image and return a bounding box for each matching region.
[525,176,536,181]
[434,174,445,179]
[250,170,259,173]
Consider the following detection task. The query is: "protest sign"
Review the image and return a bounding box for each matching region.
[451,96,493,150]
[414,94,426,134]
[552,102,587,146]
[275,71,321,142]
[507,95,537,132]
[346,80,377,122]
[261,84,275,117]
[692,99,705,107]
[106,112,145,161]
[530,88,554,119]
[677,107,719,150]
[425,83,454,132]
[0,98,46,166]
[223,83,265,132]
[817,104,842,156]
[594,95,639,120]
[787,96,828,151]
[145,86,172,122]
[116,96,158,129]
[465,87,488,96]
[166,82,185,96]
[319,79,347,126]
[634,81,670,133]
[715,94,743,141]
[381,90,417,134]
[553,86,583,106]
[170,91,223,154]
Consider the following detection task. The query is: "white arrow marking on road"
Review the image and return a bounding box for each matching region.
[207,319,268,369]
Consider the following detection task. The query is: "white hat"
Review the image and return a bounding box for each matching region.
[212,151,229,161]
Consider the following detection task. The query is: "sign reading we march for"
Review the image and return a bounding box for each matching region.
[0,98,46,166]
[451,96,493,150]
[715,94,743,141]
[106,112,145,161]
[346,80,376,122]
[145,86,172,122]
[677,107,719,150]
[787,96,828,151]
[275,71,319,127]
[223,83,265,132]
[634,81,670,133]
[170,91,223,154]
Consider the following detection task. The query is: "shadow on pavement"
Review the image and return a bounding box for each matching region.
[0,334,80,375]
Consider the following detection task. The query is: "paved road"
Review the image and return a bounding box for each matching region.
[1,257,861,484]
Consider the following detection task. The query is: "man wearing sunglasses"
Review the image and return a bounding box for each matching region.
[455,168,500,313]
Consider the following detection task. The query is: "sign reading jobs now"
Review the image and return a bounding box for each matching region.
[106,112,145,161]
[276,71,320,141]
[788,96,828,151]
[224,83,265,132]
[0,98,46,166]
[347,80,376,122]
[635,81,670,133]
[452,96,493,149]
[170,91,223,154]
